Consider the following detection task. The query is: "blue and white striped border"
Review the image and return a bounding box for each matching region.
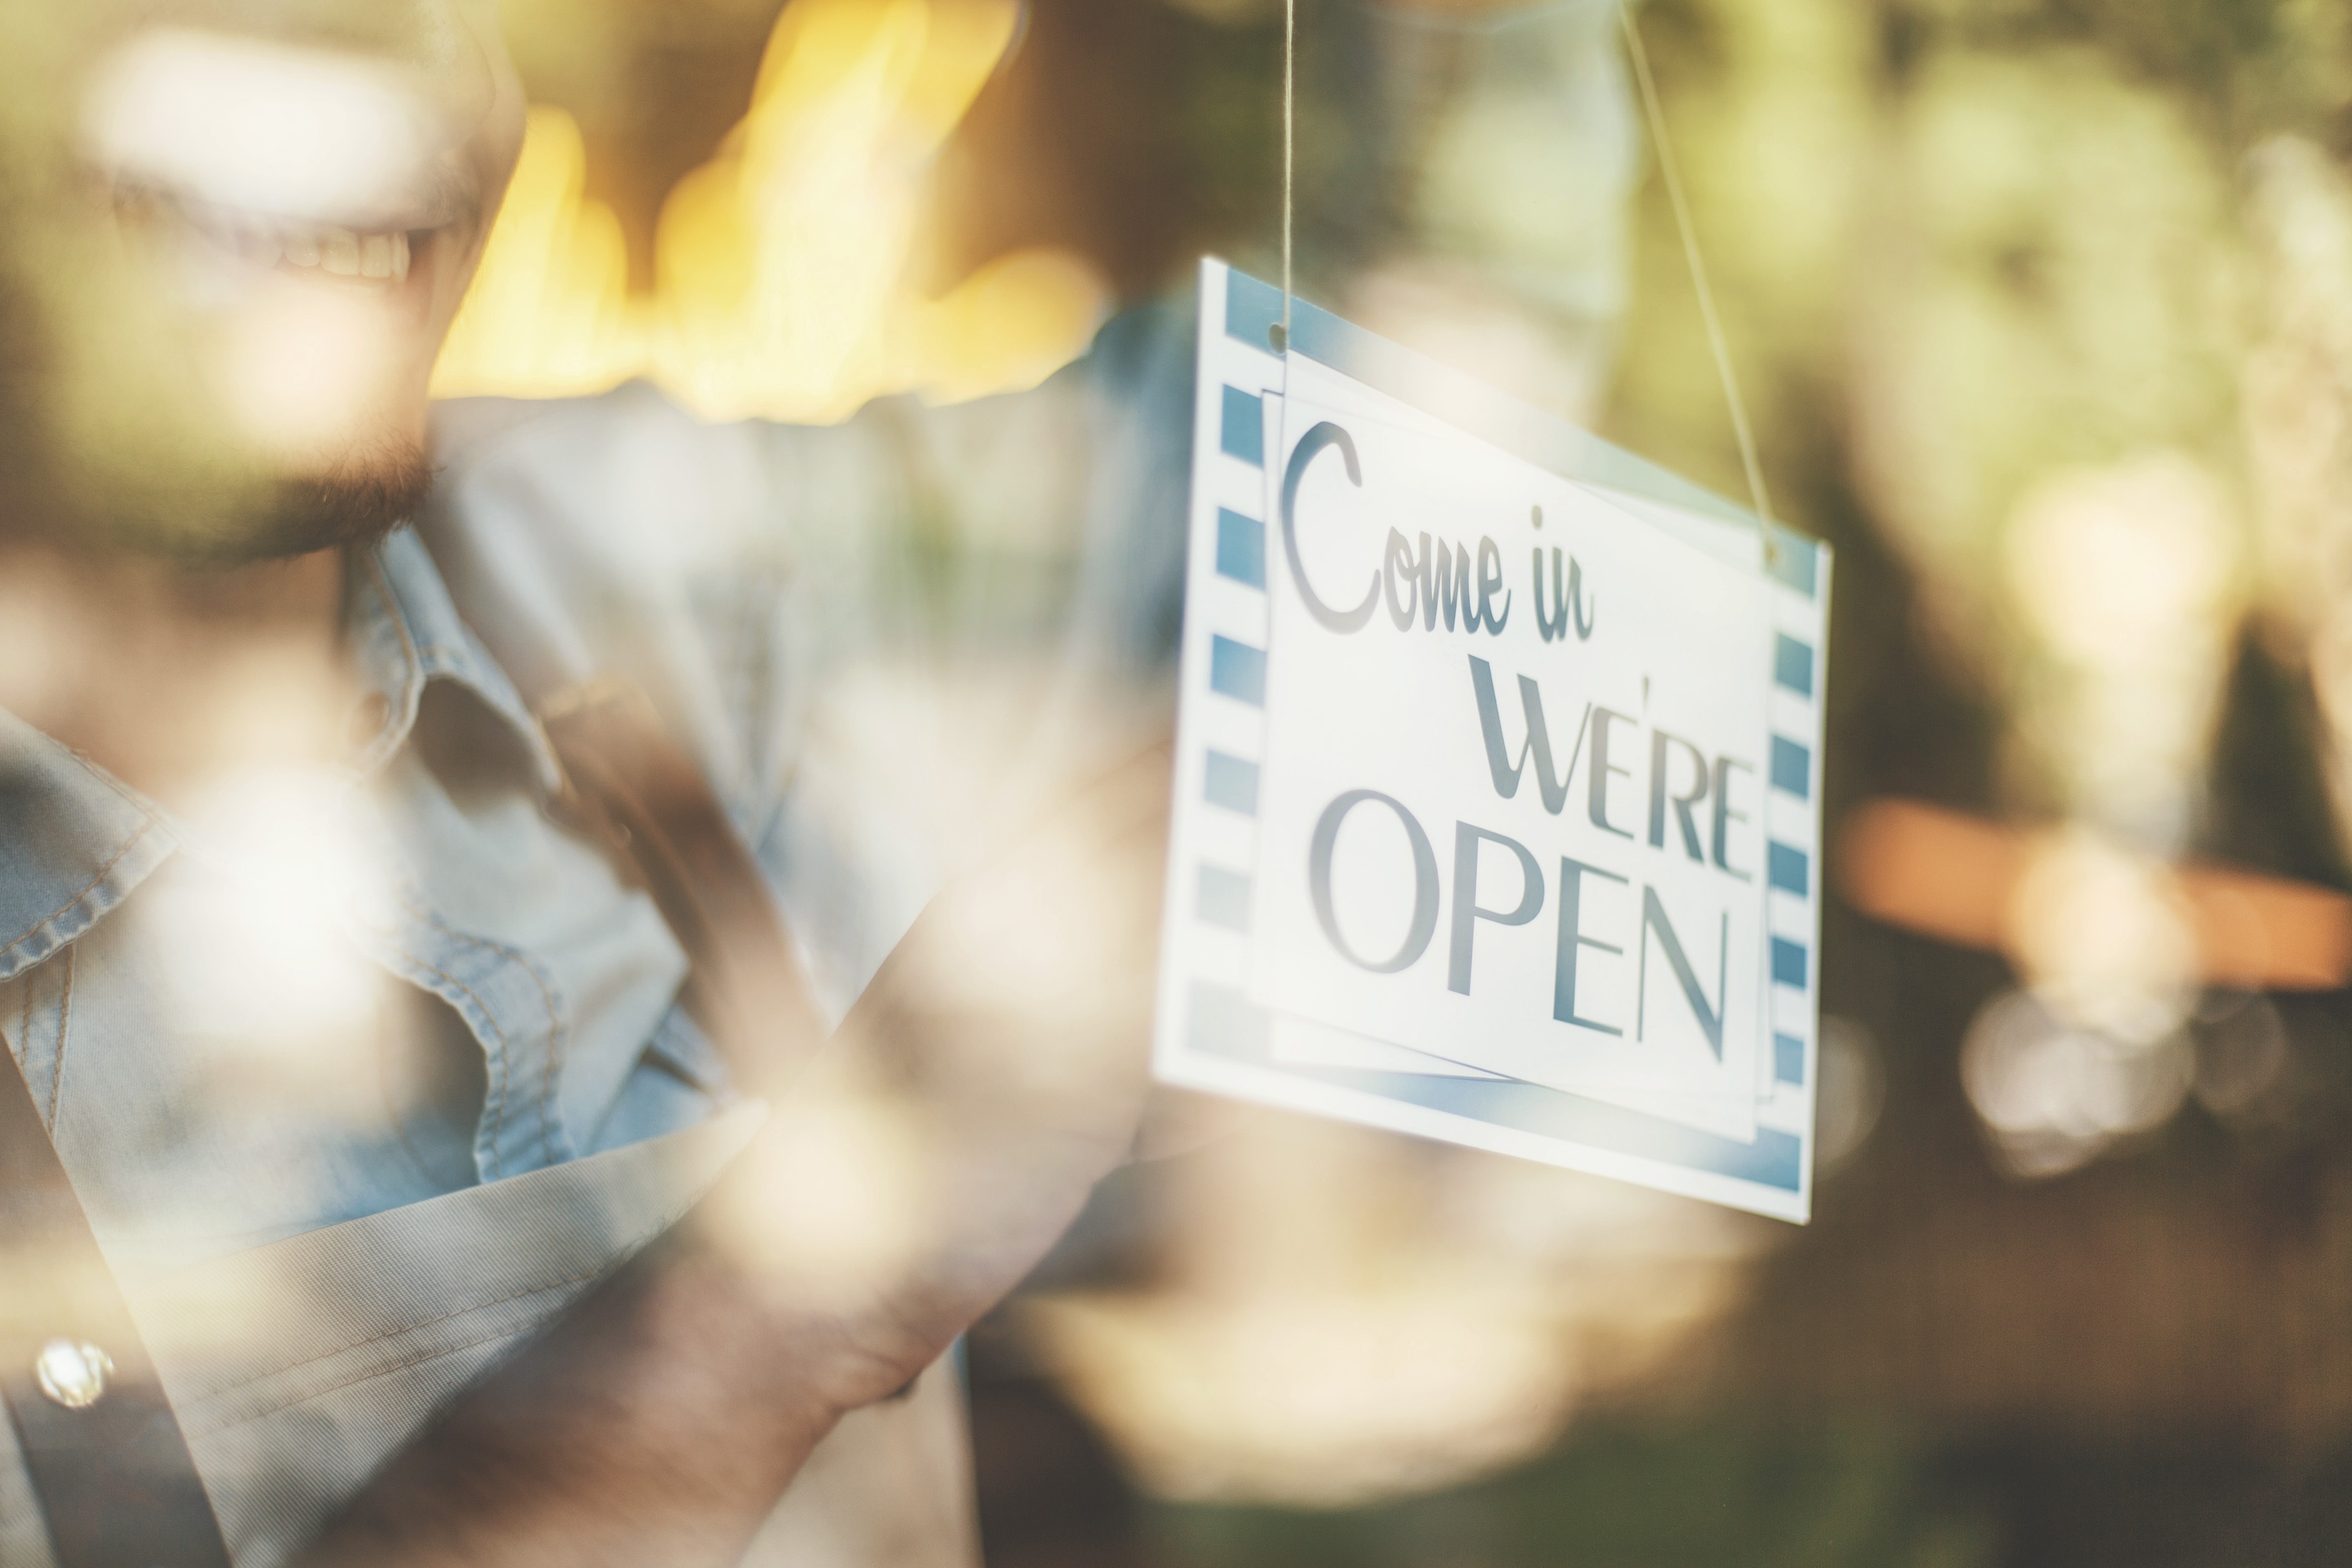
[1152,259,1831,1223]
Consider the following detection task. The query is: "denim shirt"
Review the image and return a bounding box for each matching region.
[0,532,713,1268]
[0,327,1207,1566]
[0,283,1212,1272]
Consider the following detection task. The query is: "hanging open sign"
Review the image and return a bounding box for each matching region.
[1156,260,1831,1221]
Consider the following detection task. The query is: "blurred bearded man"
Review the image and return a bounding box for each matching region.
[0,1,1635,1565]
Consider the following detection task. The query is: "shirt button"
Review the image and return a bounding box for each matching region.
[34,1339,114,1410]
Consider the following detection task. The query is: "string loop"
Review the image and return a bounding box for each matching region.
[1273,5,1774,555]
[1617,2,1777,541]
[1279,0,1296,351]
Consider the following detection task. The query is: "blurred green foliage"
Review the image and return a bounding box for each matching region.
[1145,1420,1998,1568]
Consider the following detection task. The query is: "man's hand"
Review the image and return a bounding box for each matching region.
[858,738,1174,1176]
[701,739,1176,1411]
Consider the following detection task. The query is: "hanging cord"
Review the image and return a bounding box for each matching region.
[1617,2,1777,542]
[1279,0,1297,350]
[1273,5,1773,550]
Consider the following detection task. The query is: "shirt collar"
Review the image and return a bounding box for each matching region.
[345,525,564,796]
[0,527,563,981]
[0,710,179,985]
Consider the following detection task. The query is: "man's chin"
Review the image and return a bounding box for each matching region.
[250,441,437,560]
[67,439,436,564]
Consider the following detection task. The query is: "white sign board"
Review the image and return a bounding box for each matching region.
[1156,260,1830,1221]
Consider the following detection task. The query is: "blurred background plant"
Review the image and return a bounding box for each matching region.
[446,0,2352,1561]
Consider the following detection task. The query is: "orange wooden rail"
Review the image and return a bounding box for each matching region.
[1836,799,2352,992]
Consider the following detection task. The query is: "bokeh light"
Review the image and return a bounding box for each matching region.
[431,0,1111,419]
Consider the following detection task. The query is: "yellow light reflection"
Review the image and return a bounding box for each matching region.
[432,105,641,400]
[432,0,1109,421]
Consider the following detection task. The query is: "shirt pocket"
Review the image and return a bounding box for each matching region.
[118,1106,761,1568]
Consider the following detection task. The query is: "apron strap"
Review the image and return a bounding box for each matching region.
[539,676,830,1094]
[0,1043,233,1568]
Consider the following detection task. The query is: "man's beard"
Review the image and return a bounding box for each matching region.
[241,437,436,561]
[0,423,435,564]
[0,269,435,564]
